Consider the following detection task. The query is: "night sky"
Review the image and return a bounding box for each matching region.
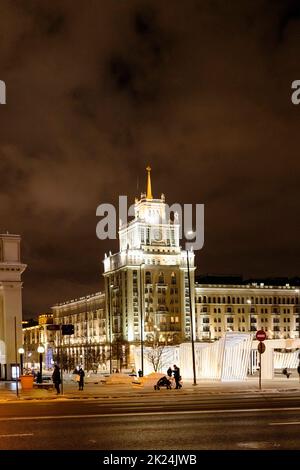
[0,0,300,318]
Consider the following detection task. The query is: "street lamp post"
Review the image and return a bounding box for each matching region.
[140,264,144,376]
[37,346,44,383]
[18,347,24,376]
[186,248,197,386]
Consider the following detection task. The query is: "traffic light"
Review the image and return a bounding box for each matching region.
[61,324,74,335]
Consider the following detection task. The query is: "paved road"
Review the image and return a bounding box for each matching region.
[0,393,300,449]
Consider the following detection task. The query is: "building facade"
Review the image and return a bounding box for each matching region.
[195,282,300,341]
[103,166,195,348]
[50,168,300,371]
[52,292,106,370]
[0,234,26,379]
[22,314,55,370]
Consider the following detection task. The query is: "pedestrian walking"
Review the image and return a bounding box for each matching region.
[167,367,172,378]
[52,364,61,394]
[78,367,85,391]
[173,364,182,389]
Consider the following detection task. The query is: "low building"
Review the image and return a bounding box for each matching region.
[195,281,300,341]
[52,292,107,370]
[22,314,55,370]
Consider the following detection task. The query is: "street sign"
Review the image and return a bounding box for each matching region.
[61,324,74,335]
[256,330,267,342]
[46,324,60,331]
[258,342,266,354]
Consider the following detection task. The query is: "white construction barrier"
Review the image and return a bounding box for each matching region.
[180,333,252,381]
[133,337,300,382]
[274,349,300,369]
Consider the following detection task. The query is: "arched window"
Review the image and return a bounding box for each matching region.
[158,272,164,284]
[203,296,207,303]
[171,272,176,285]
[227,296,231,303]
[218,297,221,303]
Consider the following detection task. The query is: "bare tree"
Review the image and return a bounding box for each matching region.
[53,349,75,372]
[85,344,102,373]
[145,330,180,372]
[146,343,165,372]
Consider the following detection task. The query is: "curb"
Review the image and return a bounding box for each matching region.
[0,387,299,403]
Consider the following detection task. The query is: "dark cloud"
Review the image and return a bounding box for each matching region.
[278,0,300,41]
[0,0,299,317]
[107,4,170,104]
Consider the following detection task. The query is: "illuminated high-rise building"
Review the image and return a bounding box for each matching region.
[103,166,195,349]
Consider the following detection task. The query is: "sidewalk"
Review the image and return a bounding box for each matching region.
[1,376,299,402]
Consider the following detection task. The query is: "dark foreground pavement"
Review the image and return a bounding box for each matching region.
[1,376,300,402]
[0,393,300,450]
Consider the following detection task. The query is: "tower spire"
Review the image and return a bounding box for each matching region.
[146,165,153,199]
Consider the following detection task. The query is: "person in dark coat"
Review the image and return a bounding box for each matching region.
[173,364,182,389]
[167,367,172,378]
[36,371,42,384]
[78,367,85,391]
[52,365,61,394]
